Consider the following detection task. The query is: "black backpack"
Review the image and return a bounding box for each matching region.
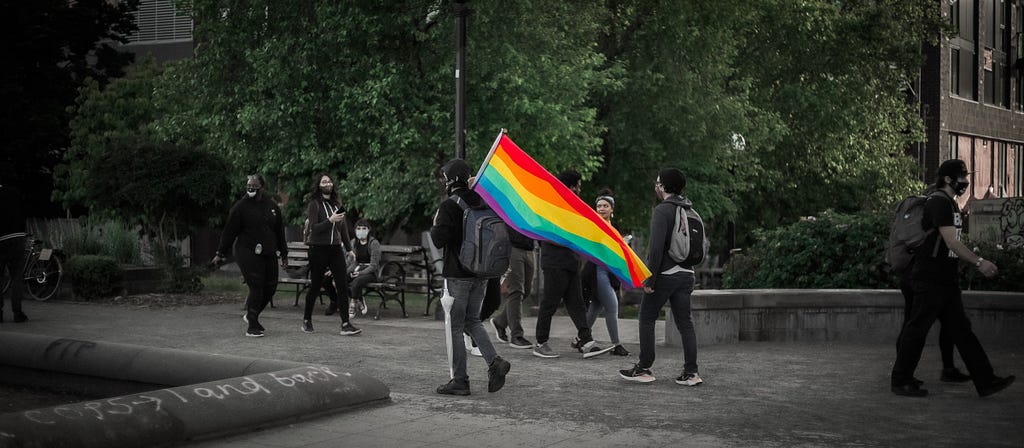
[885,192,945,274]
[451,195,511,278]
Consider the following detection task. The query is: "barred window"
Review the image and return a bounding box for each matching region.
[128,0,192,43]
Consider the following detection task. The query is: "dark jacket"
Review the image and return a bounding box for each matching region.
[217,196,288,259]
[0,184,26,241]
[509,227,535,250]
[430,188,484,278]
[540,241,579,271]
[644,195,694,290]
[306,198,352,250]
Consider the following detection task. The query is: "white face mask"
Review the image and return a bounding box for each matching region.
[355,229,369,239]
[246,191,257,198]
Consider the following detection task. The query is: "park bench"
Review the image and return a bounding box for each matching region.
[277,242,442,318]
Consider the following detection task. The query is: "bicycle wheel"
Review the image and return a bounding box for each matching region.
[24,257,62,301]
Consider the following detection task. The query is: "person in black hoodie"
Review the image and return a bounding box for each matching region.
[431,159,510,396]
[619,168,702,385]
[0,178,29,323]
[303,172,361,336]
[531,170,612,360]
[212,175,287,337]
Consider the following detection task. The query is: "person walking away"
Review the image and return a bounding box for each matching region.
[303,172,361,335]
[620,168,702,385]
[212,175,287,337]
[491,227,536,349]
[891,159,1014,397]
[532,169,613,360]
[431,158,510,395]
[0,180,29,323]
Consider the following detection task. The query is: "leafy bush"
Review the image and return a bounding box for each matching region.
[960,239,1024,292]
[723,211,895,289]
[65,255,124,300]
[30,219,140,265]
[153,243,203,293]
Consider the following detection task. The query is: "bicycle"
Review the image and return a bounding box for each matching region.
[0,236,64,301]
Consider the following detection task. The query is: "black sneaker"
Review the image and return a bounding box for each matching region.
[611,345,630,356]
[302,320,314,333]
[619,364,655,383]
[580,340,613,359]
[940,367,971,383]
[340,322,362,336]
[570,336,581,350]
[977,375,1015,397]
[488,356,512,393]
[245,328,265,338]
[490,318,509,343]
[891,382,928,397]
[325,302,337,316]
[676,372,703,386]
[436,379,470,396]
[509,336,533,349]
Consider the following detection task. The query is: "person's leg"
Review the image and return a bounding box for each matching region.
[897,275,913,354]
[326,247,353,325]
[236,250,266,329]
[594,267,620,345]
[938,325,957,370]
[563,270,593,343]
[937,288,997,390]
[891,280,943,386]
[259,254,278,315]
[665,273,697,373]
[303,246,328,321]
[638,282,671,370]
[496,247,527,340]
[349,273,374,303]
[446,278,473,383]
[535,268,568,345]
[465,278,498,364]
[0,237,28,319]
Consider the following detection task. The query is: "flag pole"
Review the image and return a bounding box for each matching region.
[470,128,506,188]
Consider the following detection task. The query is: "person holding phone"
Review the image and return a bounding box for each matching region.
[303,172,361,336]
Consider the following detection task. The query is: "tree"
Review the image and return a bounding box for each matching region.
[155,0,610,234]
[1,0,137,217]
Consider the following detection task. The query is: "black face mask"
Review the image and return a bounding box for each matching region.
[952,180,969,196]
[320,186,333,195]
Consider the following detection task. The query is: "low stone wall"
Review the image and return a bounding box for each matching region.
[664,289,1024,348]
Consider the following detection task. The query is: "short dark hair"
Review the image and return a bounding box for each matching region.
[355,218,371,228]
[556,169,582,188]
[658,168,686,194]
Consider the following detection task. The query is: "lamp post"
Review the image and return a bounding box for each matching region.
[454,0,471,160]
[727,133,746,258]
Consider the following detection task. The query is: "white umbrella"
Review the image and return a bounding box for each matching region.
[440,279,455,379]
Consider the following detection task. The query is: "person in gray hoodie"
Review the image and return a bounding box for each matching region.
[619,168,702,386]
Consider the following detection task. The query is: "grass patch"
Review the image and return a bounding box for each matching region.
[201,274,247,295]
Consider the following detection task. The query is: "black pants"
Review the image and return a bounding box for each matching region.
[0,237,27,316]
[535,267,591,345]
[305,245,350,322]
[897,275,955,369]
[892,280,996,391]
[348,272,375,302]
[236,250,278,327]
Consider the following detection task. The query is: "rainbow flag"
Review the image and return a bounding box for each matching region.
[471,132,651,288]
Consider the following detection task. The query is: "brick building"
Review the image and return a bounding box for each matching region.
[921,0,1024,209]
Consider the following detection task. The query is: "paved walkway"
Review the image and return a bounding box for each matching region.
[3,298,1022,447]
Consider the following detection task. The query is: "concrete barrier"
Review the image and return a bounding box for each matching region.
[0,333,390,448]
[664,289,1024,347]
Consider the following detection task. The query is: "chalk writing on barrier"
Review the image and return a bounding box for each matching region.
[42,339,97,360]
[21,366,342,425]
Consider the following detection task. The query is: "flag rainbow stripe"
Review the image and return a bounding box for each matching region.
[471,133,651,288]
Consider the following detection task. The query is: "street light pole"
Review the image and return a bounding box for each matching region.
[454,1,470,160]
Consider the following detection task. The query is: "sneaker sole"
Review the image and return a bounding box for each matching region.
[619,373,655,383]
[245,332,264,338]
[532,351,560,358]
[509,343,532,349]
[340,329,363,336]
[490,319,509,343]
[583,346,614,359]
[675,379,703,386]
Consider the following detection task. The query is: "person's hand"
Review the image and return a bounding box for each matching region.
[328,211,345,223]
[211,255,222,266]
[350,270,359,278]
[643,286,654,294]
[979,259,998,278]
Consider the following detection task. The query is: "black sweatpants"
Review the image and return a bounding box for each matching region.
[305,245,350,322]
[236,250,278,327]
[535,267,591,345]
[897,275,955,369]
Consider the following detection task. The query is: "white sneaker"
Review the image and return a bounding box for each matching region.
[675,372,703,386]
[359,299,368,315]
[464,334,482,357]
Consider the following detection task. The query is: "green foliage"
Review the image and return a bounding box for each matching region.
[723,211,895,289]
[65,255,124,300]
[960,240,1024,292]
[153,244,203,293]
[30,219,141,265]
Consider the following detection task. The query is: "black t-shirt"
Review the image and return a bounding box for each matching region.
[911,192,960,284]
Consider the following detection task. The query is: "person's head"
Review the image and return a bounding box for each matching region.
[556,169,582,196]
[441,159,472,193]
[655,168,686,199]
[355,219,372,240]
[245,174,266,200]
[935,159,972,197]
[312,172,338,202]
[595,188,615,220]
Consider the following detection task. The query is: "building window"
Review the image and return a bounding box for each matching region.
[1017,4,1024,110]
[951,133,959,160]
[128,0,193,43]
[982,0,1010,107]
[951,0,978,100]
